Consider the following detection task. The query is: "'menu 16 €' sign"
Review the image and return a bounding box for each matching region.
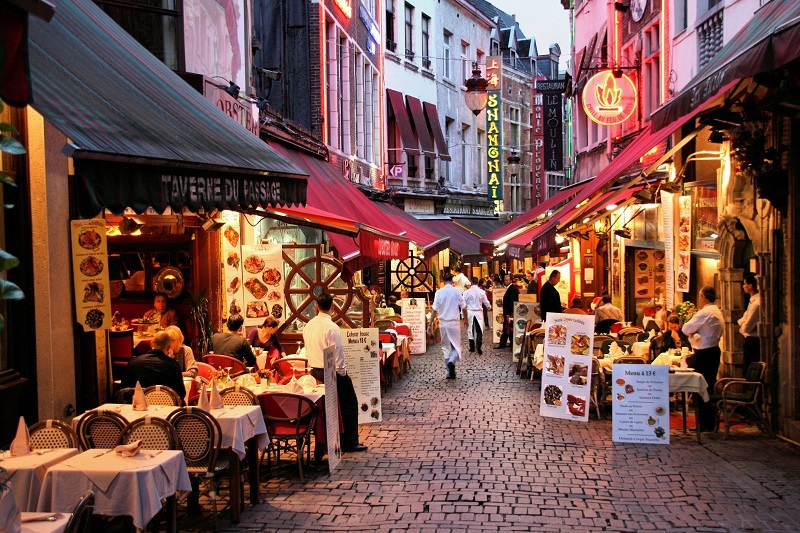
[582,71,637,126]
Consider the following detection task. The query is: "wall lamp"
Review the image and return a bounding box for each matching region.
[211,76,240,98]
[464,62,489,116]
[614,1,630,11]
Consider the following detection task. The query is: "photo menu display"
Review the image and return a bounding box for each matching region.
[612,364,670,444]
[539,313,594,422]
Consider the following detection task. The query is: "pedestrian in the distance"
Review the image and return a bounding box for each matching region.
[464,276,491,355]
[428,273,466,379]
[496,274,520,349]
[738,272,761,369]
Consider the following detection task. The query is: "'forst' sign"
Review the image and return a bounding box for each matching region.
[486,56,503,202]
[582,71,637,125]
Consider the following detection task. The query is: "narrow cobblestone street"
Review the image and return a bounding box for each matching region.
[202,340,800,532]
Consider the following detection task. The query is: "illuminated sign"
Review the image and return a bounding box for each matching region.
[335,0,352,18]
[582,72,637,125]
[486,56,502,202]
[532,92,545,204]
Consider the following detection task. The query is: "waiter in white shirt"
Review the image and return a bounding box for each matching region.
[464,276,491,355]
[428,273,466,379]
[682,286,725,432]
[738,272,761,369]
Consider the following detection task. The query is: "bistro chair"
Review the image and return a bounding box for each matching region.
[203,354,248,377]
[392,323,412,371]
[143,384,182,406]
[713,361,770,439]
[272,357,310,380]
[167,407,239,529]
[219,385,258,406]
[609,322,626,335]
[114,387,136,404]
[258,392,317,483]
[637,331,651,342]
[589,358,604,419]
[64,490,95,533]
[618,327,644,344]
[108,329,134,382]
[196,361,217,382]
[29,419,79,449]
[525,328,546,380]
[374,319,396,331]
[595,319,617,335]
[120,416,180,450]
[592,334,613,359]
[613,356,647,364]
[75,409,127,450]
[515,320,533,377]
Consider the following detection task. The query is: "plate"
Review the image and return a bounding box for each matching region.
[131,319,158,325]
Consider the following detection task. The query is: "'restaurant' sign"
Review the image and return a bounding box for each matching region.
[531,91,545,204]
[486,56,503,202]
[582,71,637,126]
[536,78,566,172]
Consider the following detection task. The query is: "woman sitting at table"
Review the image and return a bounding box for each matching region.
[650,314,691,354]
[143,292,180,329]
[165,325,198,378]
[247,316,286,365]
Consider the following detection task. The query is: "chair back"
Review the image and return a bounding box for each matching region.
[64,490,94,533]
[393,323,410,336]
[220,385,258,406]
[390,315,404,323]
[374,319,395,330]
[114,387,136,404]
[378,332,396,345]
[167,407,222,472]
[29,419,79,449]
[741,361,767,401]
[196,361,217,381]
[272,357,309,379]
[143,385,182,406]
[637,331,651,342]
[529,328,546,352]
[108,329,134,363]
[76,410,127,450]
[609,322,625,334]
[614,356,646,364]
[645,320,661,333]
[595,319,617,334]
[203,354,248,376]
[120,416,180,450]
[258,393,316,437]
[619,327,644,344]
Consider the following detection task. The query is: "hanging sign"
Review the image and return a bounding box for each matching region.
[71,219,112,331]
[241,243,285,327]
[661,191,676,310]
[677,195,692,293]
[486,56,503,201]
[582,71,637,125]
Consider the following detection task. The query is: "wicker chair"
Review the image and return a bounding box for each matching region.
[220,386,258,406]
[613,356,647,364]
[713,361,771,439]
[143,385,182,406]
[619,326,645,344]
[64,490,94,533]
[75,410,127,450]
[167,407,239,530]
[373,319,395,330]
[272,357,310,380]
[29,419,79,449]
[196,361,217,382]
[589,358,604,419]
[120,416,180,450]
[258,393,317,482]
[203,354,248,377]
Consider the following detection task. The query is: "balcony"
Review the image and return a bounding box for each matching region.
[387,39,397,52]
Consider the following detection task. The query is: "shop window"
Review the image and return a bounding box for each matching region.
[109,236,192,301]
[687,182,718,252]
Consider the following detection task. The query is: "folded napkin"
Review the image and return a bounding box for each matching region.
[210,381,224,409]
[287,376,304,394]
[9,416,31,457]
[197,383,210,410]
[114,439,142,457]
[609,342,623,359]
[298,374,317,389]
[648,329,656,340]
[132,381,149,411]
[21,513,63,523]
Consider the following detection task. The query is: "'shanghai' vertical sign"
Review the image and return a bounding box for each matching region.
[486,56,503,202]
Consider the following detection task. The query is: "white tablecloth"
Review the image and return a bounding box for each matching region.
[210,405,269,459]
[20,513,69,533]
[0,449,79,512]
[37,450,191,530]
[631,341,651,360]
[72,404,180,431]
[670,371,710,402]
[651,353,683,366]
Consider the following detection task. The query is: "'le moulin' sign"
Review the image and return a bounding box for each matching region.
[486,56,503,202]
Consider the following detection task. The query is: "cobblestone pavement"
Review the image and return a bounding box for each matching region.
[190,339,800,532]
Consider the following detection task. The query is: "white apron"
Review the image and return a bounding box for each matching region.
[438,319,463,365]
[466,308,484,340]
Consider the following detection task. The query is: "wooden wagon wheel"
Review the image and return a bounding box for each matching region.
[391,255,432,294]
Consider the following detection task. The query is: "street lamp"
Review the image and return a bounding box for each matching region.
[464,62,489,115]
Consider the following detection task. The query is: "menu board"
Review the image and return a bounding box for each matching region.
[401,298,426,354]
[677,195,692,293]
[611,364,670,444]
[539,313,594,422]
[71,219,112,332]
[512,302,537,362]
[342,328,382,424]
[240,244,284,327]
[632,249,654,298]
[220,211,244,321]
[322,346,342,472]
[492,286,507,344]
[661,192,675,311]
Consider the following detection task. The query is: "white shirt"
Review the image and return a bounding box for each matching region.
[738,292,760,337]
[432,283,465,321]
[595,303,623,324]
[463,284,491,312]
[302,312,346,374]
[682,303,724,350]
[452,273,471,292]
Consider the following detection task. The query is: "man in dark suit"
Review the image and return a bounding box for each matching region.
[124,330,186,401]
[540,270,563,321]
[496,275,520,349]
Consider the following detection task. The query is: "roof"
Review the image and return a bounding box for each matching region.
[465,0,527,41]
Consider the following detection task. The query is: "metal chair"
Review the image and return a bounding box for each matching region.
[64,490,94,533]
[143,384,182,406]
[271,357,309,380]
[196,361,217,382]
[203,354,248,377]
[589,358,604,419]
[618,327,644,344]
[613,356,647,364]
[713,361,771,439]
[75,410,127,450]
[595,319,617,335]
[167,407,239,530]
[120,416,180,450]
[258,392,317,482]
[219,385,258,406]
[29,419,79,449]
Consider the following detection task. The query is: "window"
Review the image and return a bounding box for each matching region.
[355,53,364,159]
[404,3,414,60]
[698,12,723,68]
[326,22,338,146]
[96,0,183,69]
[461,42,469,87]
[508,106,521,150]
[386,1,396,52]
[445,117,453,182]
[476,129,485,186]
[443,32,452,79]
[674,0,687,33]
[460,124,469,187]
[407,154,418,179]
[643,22,661,119]
[424,156,434,181]
[421,15,431,68]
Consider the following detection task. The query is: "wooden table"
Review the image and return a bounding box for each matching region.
[0,449,80,511]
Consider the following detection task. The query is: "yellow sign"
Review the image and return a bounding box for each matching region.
[582,71,637,125]
[486,56,503,202]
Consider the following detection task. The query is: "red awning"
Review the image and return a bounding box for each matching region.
[371,202,450,254]
[557,185,645,231]
[423,102,451,161]
[406,96,436,158]
[255,204,360,236]
[505,220,557,259]
[416,218,482,259]
[387,88,420,156]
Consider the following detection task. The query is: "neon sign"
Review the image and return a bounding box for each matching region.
[582,71,637,125]
[335,0,352,18]
[486,56,502,202]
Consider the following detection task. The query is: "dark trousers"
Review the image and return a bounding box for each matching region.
[693,346,721,431]
[310,368,360,450]
[743,336,760,370]
[498,315,512,347]
[471,316,483,349]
